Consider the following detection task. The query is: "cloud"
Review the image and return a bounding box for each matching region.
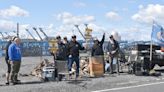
[20,24,57,40]
[73,2,86,8]
[55,25,74,38]
[119,27,151,41]
[0,20,27,32]
[87,23,106,33]
[45,22,105,40]
[56,12,95,25]
[40,24,56,37]
[25,24,72,40]
[0,20,17,31]
[0,19,31,38]
[132,4,164,24]
[0,5,29,18]
[105,11,121,21]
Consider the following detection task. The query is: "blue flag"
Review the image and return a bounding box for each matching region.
[151,23,164,46]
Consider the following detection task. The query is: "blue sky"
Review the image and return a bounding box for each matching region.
[0,0,164,41]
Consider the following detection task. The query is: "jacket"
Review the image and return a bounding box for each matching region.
[5,40,12,60]
[68,41,84,57]
[56,42,67,60]
[91,34,105,56]
[106,39,119,57]
[8,43,21,62]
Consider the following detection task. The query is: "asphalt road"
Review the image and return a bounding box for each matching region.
[92,82,164,92]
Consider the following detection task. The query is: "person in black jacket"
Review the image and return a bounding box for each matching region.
[68,35,84,78]
[5,36,17,85]
[91,33,105,56]
[53,36,67,60]
[63,37,69,67]
[63,36,69,58]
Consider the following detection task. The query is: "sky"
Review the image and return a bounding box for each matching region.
[0,0,164,41]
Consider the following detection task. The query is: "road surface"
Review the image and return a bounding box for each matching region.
[92,82,164,92]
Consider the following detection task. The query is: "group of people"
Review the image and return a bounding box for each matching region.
[53,33,120,79]
[4,33,120,85]
[52,35,84,78]
[91,33,120,74]
[5,37,22,85]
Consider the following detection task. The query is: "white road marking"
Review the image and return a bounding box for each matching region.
[116,81,138,85]
[155,78,160,80]
[92,81,164,92]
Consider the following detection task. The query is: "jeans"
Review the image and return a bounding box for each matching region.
[66,57,69,70]
[109,56,119,74]
[68,56,80,77]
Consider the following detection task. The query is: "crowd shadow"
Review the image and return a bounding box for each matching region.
[20,81,43,85]
[0,81,44,86]
[66,79,89,89]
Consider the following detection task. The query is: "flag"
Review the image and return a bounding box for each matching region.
[151,23,164,46]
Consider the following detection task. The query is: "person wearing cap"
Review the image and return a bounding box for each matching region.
[91,33,105,56]
[63,36,69,44]
[68,35,84,78]
[91,33,105,73]
[63,36,69,57]
[62,36,70,67]
[5,36,17,85]
[56,35,61,40]
[8,37,22,85]
[106,35,120,74]
[54,35,67,60]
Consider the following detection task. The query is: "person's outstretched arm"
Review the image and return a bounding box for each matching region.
[100,33,105,46]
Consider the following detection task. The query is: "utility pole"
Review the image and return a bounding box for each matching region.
[17,23,19,38]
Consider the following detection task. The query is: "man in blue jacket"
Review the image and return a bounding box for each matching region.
[8,37,21,85]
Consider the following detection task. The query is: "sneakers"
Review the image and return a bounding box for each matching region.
[69,71,73,74]
[10,82,16,85]
[69,72,73,79]
[75,75,81,80]
[16,79,21,82]
[16,80,21,83]
[9,80,21,85]
[5,82,9,85]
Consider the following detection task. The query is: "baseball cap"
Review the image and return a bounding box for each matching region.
[109,35,113,39]
[12,36,17,41]
[72,35,76,38]
[56,35,61,39]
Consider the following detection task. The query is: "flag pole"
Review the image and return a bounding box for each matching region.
[149,21,154,70]
[149,39,153,70]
